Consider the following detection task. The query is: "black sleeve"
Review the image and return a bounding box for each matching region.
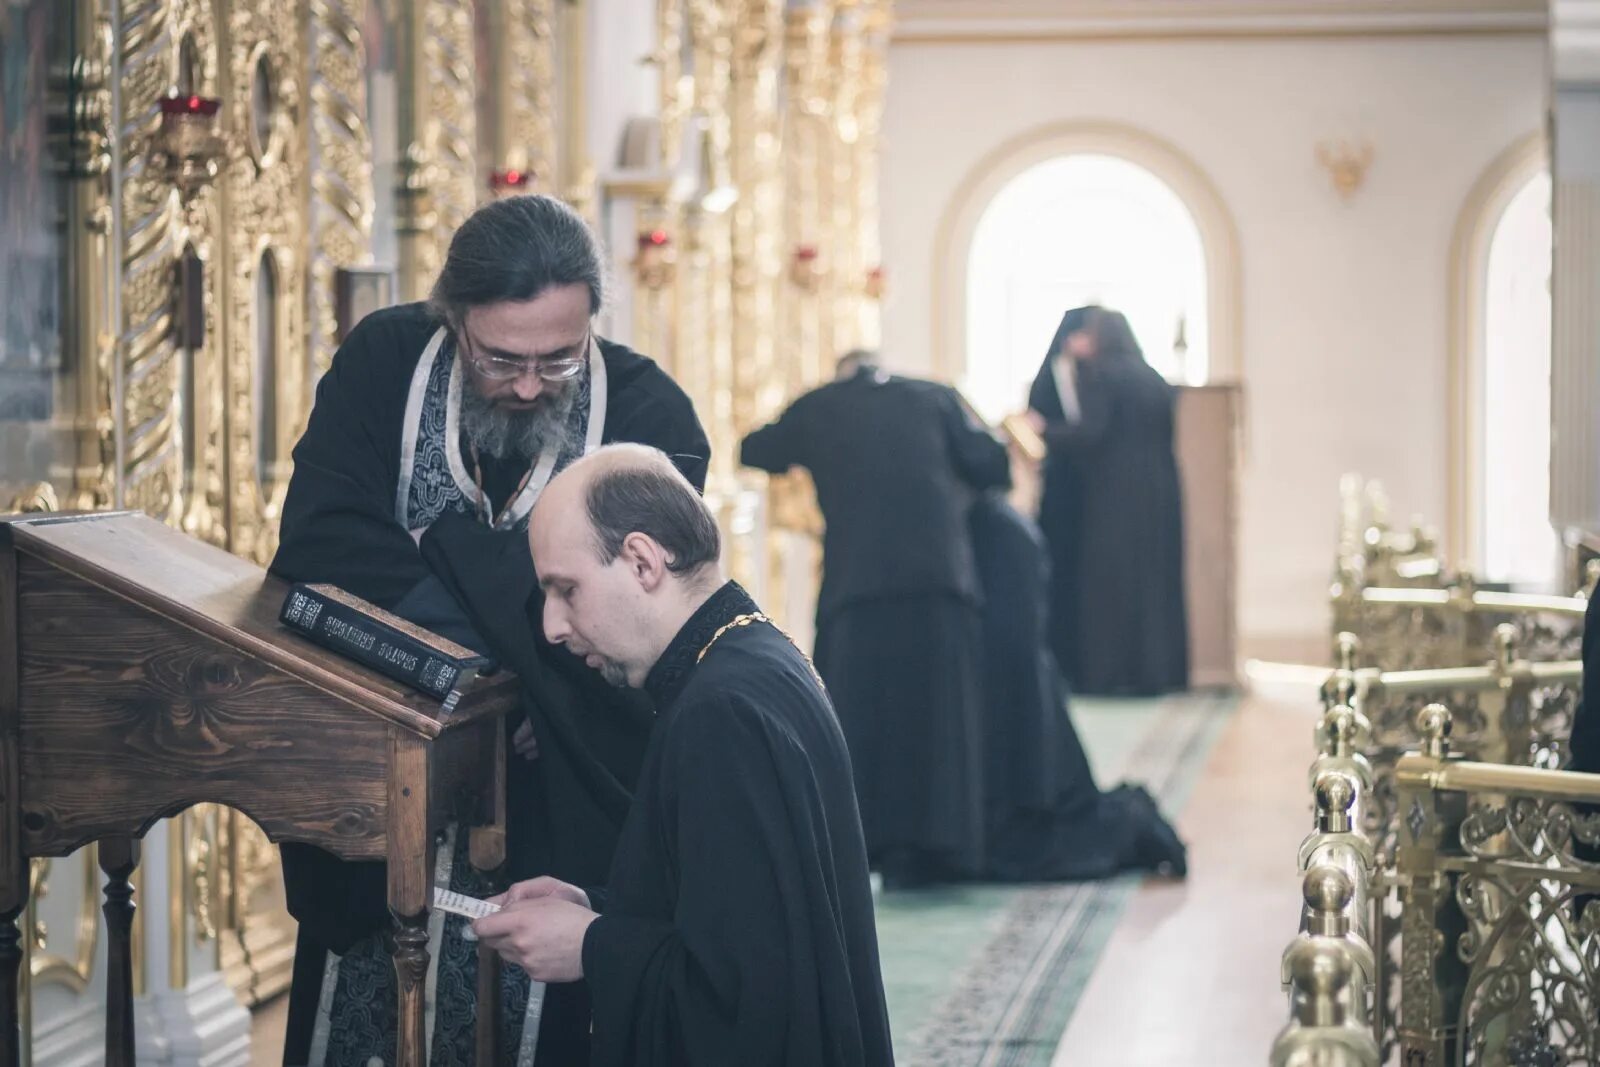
[739,404,803,474]
[607,372,713,492]
[270,314,427,608]
[940,388,1011,491]
[582,700,803,1066]
[1027,357,1065,423]
[1041,363,1115,452]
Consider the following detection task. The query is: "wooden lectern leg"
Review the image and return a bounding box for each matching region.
[388,733,435,1067]
[391,910,429,1067]
[99,836,140,1067]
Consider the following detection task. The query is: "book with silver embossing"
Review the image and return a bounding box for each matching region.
[278,582,489,702]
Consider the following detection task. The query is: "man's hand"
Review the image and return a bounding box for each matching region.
[512,720,540,761]
[489,876,589,910]
[473,897,598,983]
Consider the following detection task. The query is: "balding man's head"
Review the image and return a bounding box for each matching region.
[530,446,725,687]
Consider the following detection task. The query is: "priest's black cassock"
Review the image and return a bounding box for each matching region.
[1027,307,1090,679]
[741,367,1004,881]
[270,301,709,1066]
[581,581,894,1066]
[1028,312,1189,696]
[970,493,1187,880]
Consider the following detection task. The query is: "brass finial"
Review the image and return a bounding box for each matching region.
[1334,632,1359,672]
[1303,866,1353,938]
[1284,939,1353,1028]
[1318,706,1357,758]
[1418,703,1452,759]
[1493,623,1517,676]
[1314,771,1358,834]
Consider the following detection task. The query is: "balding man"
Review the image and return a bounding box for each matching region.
[474,444,895,1067]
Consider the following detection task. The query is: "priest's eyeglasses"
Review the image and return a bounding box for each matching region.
[460,328,589,382]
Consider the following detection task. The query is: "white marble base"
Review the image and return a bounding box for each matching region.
[143,973,253,1067]
[135,994,175,1063]
[31,999,104,1067]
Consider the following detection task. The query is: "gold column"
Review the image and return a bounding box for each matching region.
[556,0,595,214]
[395,0,479,301]
[116,0,188,525]
[728,0,784,439]
[307,0,376,378]
[485,0,557,186]
[780,4,828,395]
[49,0,116,512]
[854,1,889,349]
[825,2,863,358]
[684,0,736,481]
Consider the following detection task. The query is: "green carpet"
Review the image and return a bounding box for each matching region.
[875,691,1237,1066]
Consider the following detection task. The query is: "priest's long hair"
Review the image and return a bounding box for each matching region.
[428,194,607,325]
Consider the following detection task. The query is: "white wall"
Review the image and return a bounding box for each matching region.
[880,33,1547,646]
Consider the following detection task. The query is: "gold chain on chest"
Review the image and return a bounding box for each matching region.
[696,613,771,663]
[695,612,826,689]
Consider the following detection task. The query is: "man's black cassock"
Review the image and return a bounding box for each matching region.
[970,494,1187,880]
[740,368,1008,876]
[270,302,709,1064]
[1028,339,1190,696]
[1566,590,1600,776]
[581,582,895,1067]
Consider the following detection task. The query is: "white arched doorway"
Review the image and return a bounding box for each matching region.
[963,155,1209,421]
[1448,135,1556,589]
[932,121,1242,418]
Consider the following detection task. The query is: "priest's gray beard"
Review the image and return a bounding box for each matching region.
[459,379,579,460]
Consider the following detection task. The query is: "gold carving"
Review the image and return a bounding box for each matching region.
[423,0,479,246]
[50,0,117,514]
[395,0,478,300]
[729,0,784,437]
[222,0,307,565]
[24,846,100,994]
[491,0,558,184]
[5,484,61,513]
[1316,138,1374,201]
[309,0,376,377]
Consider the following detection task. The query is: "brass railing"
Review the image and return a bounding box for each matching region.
[1395,708,1600,1065]
[1330,580,1586,672]
[1323,629,1582,865]
[1272,709,1381,1066]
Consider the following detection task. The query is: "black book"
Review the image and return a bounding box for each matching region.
[279,582,489,703]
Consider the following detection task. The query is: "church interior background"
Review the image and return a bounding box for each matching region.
[3,0,1600,1063]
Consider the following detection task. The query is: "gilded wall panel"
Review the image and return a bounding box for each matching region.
[308,0,376,378]
[221,0,308,566]
[495,0,558,179]
[424,0,480,242]
[728,0,783,440]
[117,0,184,524]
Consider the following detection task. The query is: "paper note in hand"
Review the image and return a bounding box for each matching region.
[433,888,501,941]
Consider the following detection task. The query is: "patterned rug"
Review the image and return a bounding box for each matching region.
[879,690,1237,1067]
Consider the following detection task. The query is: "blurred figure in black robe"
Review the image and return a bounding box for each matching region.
[1028,307,1190,696]
[971,490,1187,880]
[1028,306,1091,681]
[270,195,709,1065]
[741,352,1003,886]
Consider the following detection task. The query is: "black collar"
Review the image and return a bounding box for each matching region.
[643,581,758,710]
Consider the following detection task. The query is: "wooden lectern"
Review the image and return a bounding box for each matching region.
[0,511,519,1067]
